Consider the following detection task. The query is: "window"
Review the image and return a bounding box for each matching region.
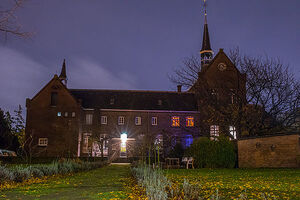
[57,112,62,117]
[118,116,125,125]
[101,116,107,125]
[185,135,193,148]
[86,114,93,125]
[158,99,162,106]
[50,92,58,106]
[100,134,109,156]
[155,134,163,147]
[229,126,237,139]
[171,116,180,127]
[64,112,68,117]
[210,125,219,140]
[186,116,194,127]
[72,112,76,117]
[135,117,142,125]
[152,117,157,125]
[83,135,89,153]
[110,98,115,105]
[38,138,48,146]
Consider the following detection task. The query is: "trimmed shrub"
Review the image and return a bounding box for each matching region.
[187,136,236,168]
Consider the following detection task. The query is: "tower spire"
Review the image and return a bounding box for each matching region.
[200,0,213,70]
[59,59,68,86]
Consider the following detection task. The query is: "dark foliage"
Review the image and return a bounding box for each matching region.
[186,136,236,168]
[0,108,19,151]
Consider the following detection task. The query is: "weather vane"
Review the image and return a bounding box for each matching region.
[203,0,207,23]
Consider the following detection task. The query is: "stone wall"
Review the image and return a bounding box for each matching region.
[238,134,300,168]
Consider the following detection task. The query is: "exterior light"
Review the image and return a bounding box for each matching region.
[121,133,127,143]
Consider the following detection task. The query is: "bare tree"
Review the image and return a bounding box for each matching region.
[0,0,30,38]
[169,55,202,89]
[170,48,300,136]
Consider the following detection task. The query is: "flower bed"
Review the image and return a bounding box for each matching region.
[0,159,107,185]
[132,165,299,200]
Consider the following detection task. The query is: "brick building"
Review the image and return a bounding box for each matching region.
[25,10,246,160]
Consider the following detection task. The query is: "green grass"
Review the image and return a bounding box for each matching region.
[0,165,132,200]
[165,168,300,199]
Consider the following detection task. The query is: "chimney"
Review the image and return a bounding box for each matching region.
[177,85,182,93]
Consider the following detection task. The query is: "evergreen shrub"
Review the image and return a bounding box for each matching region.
[186,136,236,168]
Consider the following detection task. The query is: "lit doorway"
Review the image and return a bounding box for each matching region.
[120,133,127,158]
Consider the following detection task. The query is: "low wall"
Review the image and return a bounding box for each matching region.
[238,134,300,168]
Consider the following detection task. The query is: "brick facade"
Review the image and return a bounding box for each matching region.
[25,49,246,161]
[238,134,300,168]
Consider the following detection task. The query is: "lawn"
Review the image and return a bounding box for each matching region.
[0,165,145,200]
[165,168,300,199]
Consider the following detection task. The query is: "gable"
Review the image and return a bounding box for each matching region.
[203,49,244,89]
[29,75,78,108]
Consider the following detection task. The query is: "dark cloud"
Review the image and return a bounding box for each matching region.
[0,0,299,113]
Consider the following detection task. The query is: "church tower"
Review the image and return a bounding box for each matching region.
[200,0,213,70]
[59,59,68,86]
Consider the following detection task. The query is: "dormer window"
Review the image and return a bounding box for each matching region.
[158,100,162,106]
[110,98,115,105]
[50,92,58,106]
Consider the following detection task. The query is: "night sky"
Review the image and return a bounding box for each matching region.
[0,0,299,113]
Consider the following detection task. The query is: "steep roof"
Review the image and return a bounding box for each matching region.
[201,23,212,52]
[59,59,67,79]
[200,8,212,52]
[69,89,198,111]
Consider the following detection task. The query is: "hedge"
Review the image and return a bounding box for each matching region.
[186,136,236,168]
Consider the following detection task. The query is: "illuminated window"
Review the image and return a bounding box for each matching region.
[86,114,93,125]
[64,112,68,117]
[186,116,194,127]
[118,116,125,125]
[38,138,48,146]
[72,112,76,117]
[57,112,61,117]
[101,116,107,125]
[229,126,237,139]
[135,117,142,125]
[172,116,180,127]
[155,134,163,147]
[152,117,157,125]
[210,125,219,140]
[185,135,193,148]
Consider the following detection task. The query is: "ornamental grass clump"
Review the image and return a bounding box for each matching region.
[0,159,106,184]
[0,165,14,182]
[132,165,170,200]
[182,179,201,200]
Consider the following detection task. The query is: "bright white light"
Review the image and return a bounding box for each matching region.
[121,133,127,143]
